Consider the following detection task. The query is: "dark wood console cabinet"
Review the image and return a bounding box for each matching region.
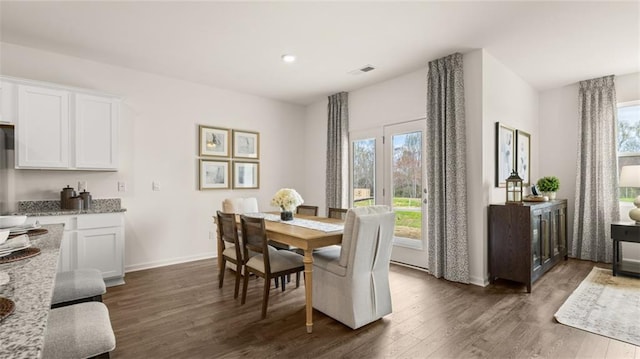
[489,200,568,292]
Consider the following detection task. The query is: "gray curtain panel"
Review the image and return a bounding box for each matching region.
[326,92,349,210]
[426,53,469,283]
[572,75,620,263]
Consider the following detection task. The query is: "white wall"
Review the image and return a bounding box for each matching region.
[539,71,640,261]
[1,42,306,271]
[476,50,540,285]
[301,100,328,215]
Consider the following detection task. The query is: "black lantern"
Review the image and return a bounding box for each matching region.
[506,170,523,204]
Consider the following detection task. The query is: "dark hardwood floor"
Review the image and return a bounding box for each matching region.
[104,259,639,358]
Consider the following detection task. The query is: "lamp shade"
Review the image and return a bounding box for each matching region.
[619,165,640,188]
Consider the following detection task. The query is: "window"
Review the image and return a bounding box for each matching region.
[617,101,640,203]
[351,138,376,207]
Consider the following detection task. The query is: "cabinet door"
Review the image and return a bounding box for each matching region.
[76,226,124,279]
[541,209,551,265]
[552,204,567,257]
[26,215,77,272]
[16,85,70,168]
[74,93,119,169]
[57,231,77,272]
[531,210,543,271]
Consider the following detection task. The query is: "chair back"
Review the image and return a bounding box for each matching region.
[240,215,271,272]
[340,205,393,267]
[296,205,318,216]
[347,210,395,276]
[222,197,259,214]
[216,211,242,260]
[328,207,348,220]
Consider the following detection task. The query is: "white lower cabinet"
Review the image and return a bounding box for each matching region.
[27,213,125,286]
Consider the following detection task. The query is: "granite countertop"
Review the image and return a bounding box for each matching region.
[16,208,127,217]
[0,224,64,359]
[14,199,126,217]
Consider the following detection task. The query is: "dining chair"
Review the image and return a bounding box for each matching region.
[296,205,318,216]
[311,205,396,329]
[240,214,305,319]
[216,210,244,299]
[328,207,348,220]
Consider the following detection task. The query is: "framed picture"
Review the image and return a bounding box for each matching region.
[516,130,531,186]
[199,159,230,190]
[233,161,259,189]
[199,125,230,157]
[232,130,259,159]
[495,122,516,187]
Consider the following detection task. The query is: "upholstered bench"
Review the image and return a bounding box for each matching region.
[51,269,106,308]
[43,302,116,359]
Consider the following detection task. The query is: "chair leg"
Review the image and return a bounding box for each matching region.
[281,276,286,292]
[219,259,227,288]
[262,276,271,319]
[241,269,250,305]
[274,277,279,288]
[233,264,242,299]
[296,272,300,288]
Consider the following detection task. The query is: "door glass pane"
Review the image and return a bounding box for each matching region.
[392,131,422,240]
[352,138,375,207]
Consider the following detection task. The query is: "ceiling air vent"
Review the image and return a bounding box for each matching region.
[348,64,376,75]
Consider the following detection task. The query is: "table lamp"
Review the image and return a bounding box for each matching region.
[619,165,640,224]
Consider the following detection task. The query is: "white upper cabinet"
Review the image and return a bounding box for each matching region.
[4,76,121,170]
[74,93,119,169]
[0,80,17,123]
[17,85,70,168]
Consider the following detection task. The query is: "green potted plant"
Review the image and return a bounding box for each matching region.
[537,176,560,200]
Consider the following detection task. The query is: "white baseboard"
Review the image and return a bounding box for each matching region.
[469,275,489,287]
[391,260,489,287]
[125,252,217,273]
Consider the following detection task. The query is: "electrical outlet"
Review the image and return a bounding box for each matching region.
[152,181,161,191]
[118,181,126,192]
[78,181,87,192]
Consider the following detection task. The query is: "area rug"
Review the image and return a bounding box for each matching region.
[554,267,640,346]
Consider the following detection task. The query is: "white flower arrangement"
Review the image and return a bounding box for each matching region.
[271,188,304,212]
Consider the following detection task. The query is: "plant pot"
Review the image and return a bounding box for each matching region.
[280,211,293,221]
[543,191,557,200]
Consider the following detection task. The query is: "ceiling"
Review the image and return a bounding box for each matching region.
[1,1,638,106]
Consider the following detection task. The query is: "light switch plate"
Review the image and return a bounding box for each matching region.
[78,181,87,192]
[152,181,161,191]
[118,181,126,192]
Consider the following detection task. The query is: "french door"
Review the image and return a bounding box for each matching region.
[350,119,428,269]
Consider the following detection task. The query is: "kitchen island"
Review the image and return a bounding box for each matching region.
[0,224,63,358]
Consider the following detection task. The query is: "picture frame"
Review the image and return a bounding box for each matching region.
[199,125,230,157]
[516,129,531,186]
[495,122,516,187]
[199,159,230,190]
[232,130,260,159]
[233,161,259,189]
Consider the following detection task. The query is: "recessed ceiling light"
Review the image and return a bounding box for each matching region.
[281,54,296,63]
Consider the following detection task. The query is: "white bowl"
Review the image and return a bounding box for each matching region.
[0,230,9,245]
[0,215,27,229]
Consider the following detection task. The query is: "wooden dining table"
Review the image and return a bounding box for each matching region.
[217,213,343,333]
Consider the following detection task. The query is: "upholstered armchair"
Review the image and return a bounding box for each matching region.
[312,205,396,329]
